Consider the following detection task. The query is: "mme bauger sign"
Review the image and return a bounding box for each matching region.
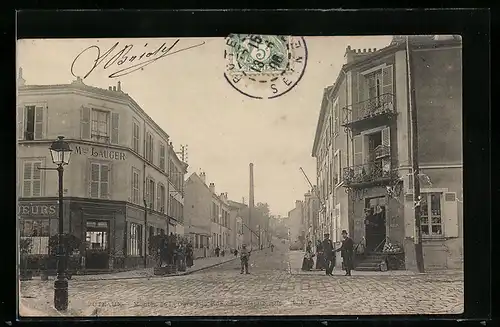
[74,145,126,160]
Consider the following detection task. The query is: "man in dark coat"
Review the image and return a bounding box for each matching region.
[336,230,354,276]
[315,240,324,270]
[322,233,335,276]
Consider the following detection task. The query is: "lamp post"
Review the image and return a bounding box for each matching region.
[48,136,72,311]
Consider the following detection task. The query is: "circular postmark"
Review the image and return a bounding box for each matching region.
[224,34,308,99]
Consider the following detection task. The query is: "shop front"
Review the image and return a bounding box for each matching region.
[18,200,60,255]
[69,198,126,272]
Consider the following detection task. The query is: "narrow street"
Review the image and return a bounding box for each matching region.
[20,241,464,316]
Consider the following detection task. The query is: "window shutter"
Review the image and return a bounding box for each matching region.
[18,106,24,140]
[337,150,342,182]
[443,192,459,238]
[23,162,33,197]
[382,65,393,95]
[34,106,44,140]
[32,162,42,196]
[100,164,109,198]
[382,127,391,147]
[111,112,119,144]
[81,107,91,140]
[404,193,415,238]
[156,184,162,212]
[90,163,100,198]
[353,135,363,166]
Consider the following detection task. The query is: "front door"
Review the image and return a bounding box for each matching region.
[85,220,110,270]
[364,197,387,253]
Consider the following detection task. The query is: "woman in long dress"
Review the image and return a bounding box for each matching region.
[301,241,314,271]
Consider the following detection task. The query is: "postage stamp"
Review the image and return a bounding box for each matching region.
[224,34,308,99]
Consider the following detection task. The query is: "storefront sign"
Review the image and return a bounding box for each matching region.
[18,203,57,216]
[74,145,126,160]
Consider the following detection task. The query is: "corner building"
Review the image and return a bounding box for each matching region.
[312,36,463,270]
[17,76,187,271]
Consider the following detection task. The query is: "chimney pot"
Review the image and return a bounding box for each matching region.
[374,48,377,51]
[209,183,215,193]
[113,86,116,91]
[363,48,366,53]
[109,86,112,90]
[117,81,121,92]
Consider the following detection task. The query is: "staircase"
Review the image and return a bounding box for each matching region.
[354,252,387,271]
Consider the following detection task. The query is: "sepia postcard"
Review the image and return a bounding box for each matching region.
[17,35,464,317]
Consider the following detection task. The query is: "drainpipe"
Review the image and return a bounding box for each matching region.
[143,120,148,268]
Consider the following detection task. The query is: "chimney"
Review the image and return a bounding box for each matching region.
[113,86,117,91]
[117,81,121,92]
[209,182,215,193]
[17,67,25,86]
[109,86,112,91]
[344,45,355,64]
[199,172,206,184]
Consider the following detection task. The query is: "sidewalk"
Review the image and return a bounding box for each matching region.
[287,251,462,277]
[29,255,238,282]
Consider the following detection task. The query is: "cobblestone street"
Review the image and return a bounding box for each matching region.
[20,243,464,316]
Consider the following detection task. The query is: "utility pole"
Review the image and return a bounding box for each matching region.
[406,36,425,273]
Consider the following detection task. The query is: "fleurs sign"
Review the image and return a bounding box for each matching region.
[18,203,57,216]
[74,145,126,160]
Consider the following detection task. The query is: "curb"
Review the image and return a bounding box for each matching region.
[63,257,239,282]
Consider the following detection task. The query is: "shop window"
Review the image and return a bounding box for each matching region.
[129,223,143,256]
[86,231,108,250]
[20,219,51,254]
[420,192,443,236]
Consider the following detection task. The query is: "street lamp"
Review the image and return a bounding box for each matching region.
[49,136,72,311]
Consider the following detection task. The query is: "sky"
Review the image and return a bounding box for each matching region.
[17,36,392,217]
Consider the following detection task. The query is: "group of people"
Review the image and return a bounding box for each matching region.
[301,230,354,276]
[159,233,195,270]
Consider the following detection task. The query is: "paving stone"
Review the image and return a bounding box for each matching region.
[20,243,464,316]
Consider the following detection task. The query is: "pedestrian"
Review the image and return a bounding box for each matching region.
[215,246,220,257]
[186,242,194,268]
[301,241,314,271]
[336,230,354,276]
[240,244,251,274]
[315,240,324,270]
[322,233,335,276]
[270,244,274,252]
[234,248,238,257]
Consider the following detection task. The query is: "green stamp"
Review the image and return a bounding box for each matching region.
[226,34,290,74]
[224,34,308,99]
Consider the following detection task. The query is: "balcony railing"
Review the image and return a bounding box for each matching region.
[342,159,397,187]
[342,93,396,127]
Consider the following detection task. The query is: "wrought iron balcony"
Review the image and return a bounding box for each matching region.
[341,93,396,129]
[342,159,397,187]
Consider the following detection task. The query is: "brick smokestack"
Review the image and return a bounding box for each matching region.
[249,163,255,209]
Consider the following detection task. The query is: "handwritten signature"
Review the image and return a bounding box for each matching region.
[71,39,205,79]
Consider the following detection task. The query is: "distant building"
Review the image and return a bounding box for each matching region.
[312,35,462,270]
[17,75,187,271]
[288,200,305,245]
[184,172,232,257]
[303,187,320,246]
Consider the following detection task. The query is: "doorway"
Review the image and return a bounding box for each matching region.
[85,220,110,270]
[364,197,387,253]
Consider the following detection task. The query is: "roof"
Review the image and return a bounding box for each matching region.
[311,37,462,157]
[18,78,171,142]
[186,172,228,205]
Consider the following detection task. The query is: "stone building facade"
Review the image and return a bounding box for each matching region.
[17,75,187,271]
[311,35,462,270]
